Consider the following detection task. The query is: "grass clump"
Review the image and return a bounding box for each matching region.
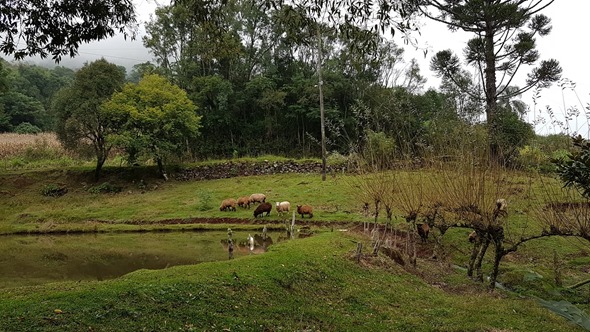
[40,183,67,197]
[87,182,122,194]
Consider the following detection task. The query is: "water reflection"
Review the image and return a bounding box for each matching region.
[0,230,283,289]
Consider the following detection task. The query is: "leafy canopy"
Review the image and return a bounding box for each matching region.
[103,74,201,171]
[0,0,136,61]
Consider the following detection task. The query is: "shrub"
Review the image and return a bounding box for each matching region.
[197,190,213,211]
[87,182,122,194]
[14,122,42,134]
[41,184,67,197]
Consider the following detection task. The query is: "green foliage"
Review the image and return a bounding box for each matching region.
[516,145,547,170]
[196,190,213,211]
[364,130,395,169]
[52,59,126,179]
[0,0,136,61]
[554,135,590,198]
[103,74,201,176]
[14,122,41,134]
[493,108,536,163]
[0,91,46,130]
[87,182,122,194]
[40,183,67,197]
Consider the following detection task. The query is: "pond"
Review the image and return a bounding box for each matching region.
[0,230,284,289]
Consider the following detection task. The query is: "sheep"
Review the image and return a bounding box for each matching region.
[237,196,251,209]
[297,204,313,218]
[253,202,272,218]
[249,193,266,205]
[275,201,291,216]
[417,223,430,243]
[219,198,237,211]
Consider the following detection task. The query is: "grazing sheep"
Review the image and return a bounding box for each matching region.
[276,201,291,216]
[417,223,430,243]
[249,193,266,204]
[297,204,313,218]
[237,196,251,209]
[220,198,237,211]
[253,202,272,218]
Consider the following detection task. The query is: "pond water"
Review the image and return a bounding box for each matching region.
[0,230,284,289]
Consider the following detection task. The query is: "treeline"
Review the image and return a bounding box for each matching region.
[0,0,565,165]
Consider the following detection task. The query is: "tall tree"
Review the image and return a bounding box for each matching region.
[424,0,562,161]
[103,74,201,178]
[52,59,126,180]
[0,0,136,61]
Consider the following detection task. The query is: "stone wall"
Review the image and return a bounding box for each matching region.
[173,160,348,181]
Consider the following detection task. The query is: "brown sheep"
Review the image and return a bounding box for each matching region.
[276,201,291,216]
[297,204,313,218]
[220,198,237,211]
[417,223,430,243]
[253,202,272,218]
[249,193,266,204]
[237,196,250,209]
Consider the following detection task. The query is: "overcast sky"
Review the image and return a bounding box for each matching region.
[27,0,590,137]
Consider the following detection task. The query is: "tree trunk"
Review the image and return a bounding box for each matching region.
[467,239,481,277]
[475,236,491,282]
[484,27,499,162]
[156,157,167,180]
[94,154,106,181]
[489,240,504,289]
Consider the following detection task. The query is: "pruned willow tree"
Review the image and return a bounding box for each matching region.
[421,0,562,162]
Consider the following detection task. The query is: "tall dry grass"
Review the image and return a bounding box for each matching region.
[0,133,65,159]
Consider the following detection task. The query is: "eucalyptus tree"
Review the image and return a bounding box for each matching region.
[423,0,562,161]
[0,0,136,61]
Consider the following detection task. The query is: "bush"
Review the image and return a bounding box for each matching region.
[197,190,213,211]
[87,182,122,194]
[41,184,67,197]
[14,122,42,134]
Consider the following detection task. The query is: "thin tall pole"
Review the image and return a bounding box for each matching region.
[317,28,327,181]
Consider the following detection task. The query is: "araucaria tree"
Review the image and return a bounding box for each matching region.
[103,74,201,179]
[52,59,126,180]
[423,0,562,161]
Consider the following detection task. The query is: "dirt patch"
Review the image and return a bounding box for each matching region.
[89,217,354,228]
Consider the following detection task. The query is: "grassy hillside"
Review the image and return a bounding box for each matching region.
[0,232,580,331]
[0,164,365,234]
[2,164,590,330]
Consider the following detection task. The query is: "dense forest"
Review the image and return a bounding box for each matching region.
[0,0,571,166]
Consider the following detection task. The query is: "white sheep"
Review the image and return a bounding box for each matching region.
[275,201,291,216]
[249,193,266,204]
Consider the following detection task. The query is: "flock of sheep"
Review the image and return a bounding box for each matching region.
[220,193,314,219]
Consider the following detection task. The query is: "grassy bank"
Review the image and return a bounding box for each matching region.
[0,165,361,234]
[0,232,579,331]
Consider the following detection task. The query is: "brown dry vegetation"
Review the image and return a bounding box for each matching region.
[0,133,64,159]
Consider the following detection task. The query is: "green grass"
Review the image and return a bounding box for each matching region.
[0,168,363,234]
[0,232,581,331]
[2,164,590,329]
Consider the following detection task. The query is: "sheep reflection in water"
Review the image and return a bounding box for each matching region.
[220,234,274,255]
